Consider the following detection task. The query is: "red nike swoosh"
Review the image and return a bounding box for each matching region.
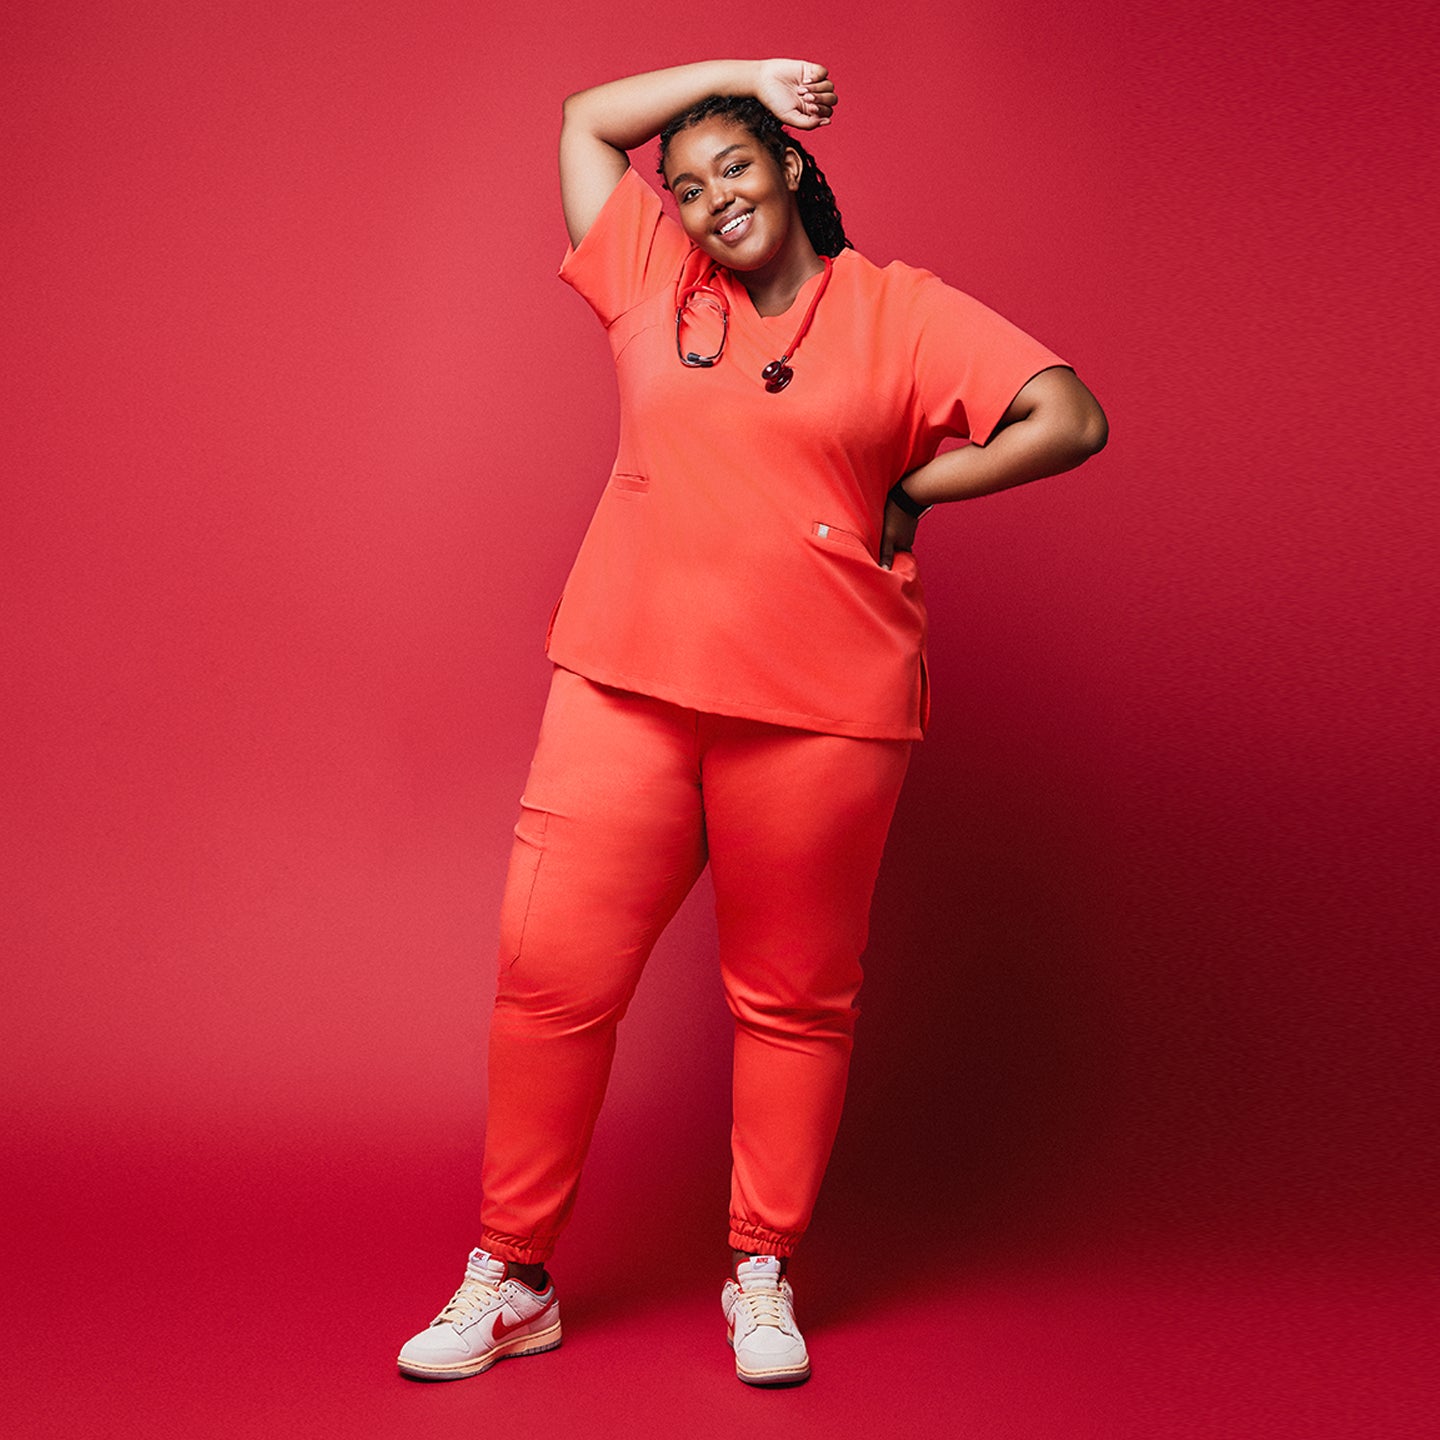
[492,1300,553,1343]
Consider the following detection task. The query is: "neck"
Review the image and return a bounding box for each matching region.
[736,217,826,317]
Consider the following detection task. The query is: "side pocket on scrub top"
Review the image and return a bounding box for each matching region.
[497,802,549,967]
[811,520,870,554]
[812,520,918,575]
[608,472,649,495]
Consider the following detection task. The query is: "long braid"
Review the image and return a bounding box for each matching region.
[657,95,853,258]
[790,138,849,258]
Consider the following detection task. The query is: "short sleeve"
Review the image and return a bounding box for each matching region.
[906,269,1070,447]
[558,168,694,328]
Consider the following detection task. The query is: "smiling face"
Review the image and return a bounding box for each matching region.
[662,117,806,273]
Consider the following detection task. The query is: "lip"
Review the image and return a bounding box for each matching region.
[714,208,755,244]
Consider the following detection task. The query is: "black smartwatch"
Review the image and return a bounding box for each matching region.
[886,479,932,520]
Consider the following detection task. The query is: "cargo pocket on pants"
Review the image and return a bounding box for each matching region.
[498,801,550,968]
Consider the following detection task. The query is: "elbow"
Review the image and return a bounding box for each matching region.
[1080,400,1108,456]
[561,89,591,129]
[1032,369,1108,463]
[1063,380,1108,459]
[1040,396,1107,470]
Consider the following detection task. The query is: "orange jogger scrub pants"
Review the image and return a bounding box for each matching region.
[478,665,912,1265]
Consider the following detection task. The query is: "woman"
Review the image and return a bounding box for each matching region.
[398,58,1107,1388]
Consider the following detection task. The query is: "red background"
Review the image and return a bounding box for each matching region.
[2,2,1432,1436]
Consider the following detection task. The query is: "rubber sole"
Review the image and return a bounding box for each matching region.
[397,1319,563,1381]
[736,1360,811,1387]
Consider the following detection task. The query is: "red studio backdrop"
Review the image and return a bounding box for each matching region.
[2,3,1431,1437]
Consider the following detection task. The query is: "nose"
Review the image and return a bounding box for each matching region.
[708,183,732,215]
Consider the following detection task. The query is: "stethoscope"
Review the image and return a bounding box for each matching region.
[675,255,834,393]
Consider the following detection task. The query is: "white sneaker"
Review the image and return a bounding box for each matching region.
[397,1249,562,1380]
[722,1255,811,1386]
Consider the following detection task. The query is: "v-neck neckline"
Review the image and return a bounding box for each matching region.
[723,257,834,323]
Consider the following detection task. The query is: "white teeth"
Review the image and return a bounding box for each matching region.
[720,211,750,235]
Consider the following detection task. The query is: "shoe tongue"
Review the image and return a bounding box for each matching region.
[738,1255,782,1290]
[465,1248,508,1285]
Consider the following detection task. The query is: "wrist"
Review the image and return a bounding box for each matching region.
[887,478,932,520]
[696,59,763,102]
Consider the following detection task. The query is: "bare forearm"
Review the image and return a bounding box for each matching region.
[559,59,834,246]
[904,415,1102,506]
[902,371,1108,507]
[562,61,761,151]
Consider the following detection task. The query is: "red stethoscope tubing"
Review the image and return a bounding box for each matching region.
[676,255,834,392]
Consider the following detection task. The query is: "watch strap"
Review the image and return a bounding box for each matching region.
[887,479,932,519]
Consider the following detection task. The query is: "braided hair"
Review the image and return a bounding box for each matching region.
[657,95,853,258]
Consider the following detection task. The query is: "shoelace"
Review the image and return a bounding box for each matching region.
[432,1270,500,1327]
[736,1283,796,1334]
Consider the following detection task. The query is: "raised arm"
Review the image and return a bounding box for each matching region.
[559,59,837,248]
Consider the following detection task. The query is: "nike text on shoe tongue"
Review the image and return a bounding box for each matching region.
[738,1255,782,1286]
[465,1249,507,1285]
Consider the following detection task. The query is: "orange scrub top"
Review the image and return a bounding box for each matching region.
[549,167,1067,740]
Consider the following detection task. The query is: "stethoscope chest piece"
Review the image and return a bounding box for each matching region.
[762,360,794,393]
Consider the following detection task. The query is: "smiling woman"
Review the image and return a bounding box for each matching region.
[658,95,852,390]
[663,117,815,294]
[658,93,853,313]
[396,57,1107,1391]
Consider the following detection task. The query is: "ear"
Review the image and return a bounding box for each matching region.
[783,146,804,192]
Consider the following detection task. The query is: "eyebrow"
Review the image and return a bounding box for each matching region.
[667,143,751,190]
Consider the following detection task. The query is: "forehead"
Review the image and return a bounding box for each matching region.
[664,117,761,180]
